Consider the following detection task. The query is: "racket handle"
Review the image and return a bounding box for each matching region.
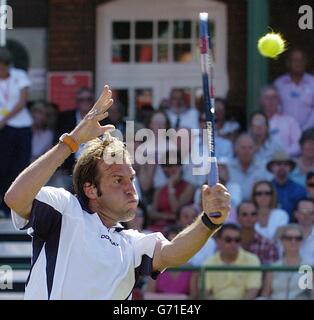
[207,157,222,218]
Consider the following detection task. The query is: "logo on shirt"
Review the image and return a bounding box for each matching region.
[101,234,119,247]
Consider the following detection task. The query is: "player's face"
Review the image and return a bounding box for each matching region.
[97,161,139,223]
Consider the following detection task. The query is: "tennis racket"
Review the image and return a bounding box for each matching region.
[199,12,221,218]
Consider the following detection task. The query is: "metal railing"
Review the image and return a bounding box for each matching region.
[168,265,314,300]
[4,262,313,300]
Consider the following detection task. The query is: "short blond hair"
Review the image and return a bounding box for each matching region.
[73,134,131,205]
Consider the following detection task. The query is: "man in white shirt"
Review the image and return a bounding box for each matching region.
[260,85,301,157]
[228,134,271,200]
[166,88,199,130]
[5,85,230,299]
[274,49,314,131]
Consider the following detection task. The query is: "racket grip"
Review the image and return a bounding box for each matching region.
[207,157,222,218]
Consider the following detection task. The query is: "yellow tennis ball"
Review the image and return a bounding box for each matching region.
[258,33,286,58]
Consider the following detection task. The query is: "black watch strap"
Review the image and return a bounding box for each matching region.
[201,212,223,231]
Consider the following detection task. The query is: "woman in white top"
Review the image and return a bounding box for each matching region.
[0,47,32,216]
[252,180,289,240]
[262,224,313,300]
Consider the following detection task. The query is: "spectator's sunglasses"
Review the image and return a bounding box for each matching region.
[307,182,314,188]
[281,235,303,242]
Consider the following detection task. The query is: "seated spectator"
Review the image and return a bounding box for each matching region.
[177,204,198,228]
[252,180,289,240]
[290,128,314,187]
[249,111,283,163]
[30,101,56,162]
[136,104,154,125]
[153,128,205,189]
[217,158,242,210]
[294,199,314,265]
[137,110,171,202]
[52,87,96,190]
[274,49,314,131]
[214,98,240,142]
[260,85,301,157]
[237,201,279,264]
[177,205,216,266]
[102,100,126,138]
[306,171,314,200]
[147,151,195,232]
[123,203,151,299]
[198,112,233,160]
[123,202,150,234]
[165,88,199,130]
[54,87,95,175]
[143,225,198,300]
[228,133,271,200]
[203,224,262,300]
[267,152,307,220]
[262,224,313,300]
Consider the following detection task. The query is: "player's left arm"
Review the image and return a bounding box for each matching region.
[152,184,230,271]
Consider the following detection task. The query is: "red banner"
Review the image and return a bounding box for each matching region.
[48,72,93,111]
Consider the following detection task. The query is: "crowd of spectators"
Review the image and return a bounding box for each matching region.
[0,46,314,300]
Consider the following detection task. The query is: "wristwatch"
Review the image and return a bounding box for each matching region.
[59,133,79,153]
[201,212,222,231]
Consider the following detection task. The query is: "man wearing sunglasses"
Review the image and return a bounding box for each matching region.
[237,201,279,265]
[203,223,262,300]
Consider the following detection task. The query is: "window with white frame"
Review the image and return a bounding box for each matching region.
[96,0,228,120]
[111,19,215,64]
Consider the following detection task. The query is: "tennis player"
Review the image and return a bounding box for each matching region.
[5,85,230,300]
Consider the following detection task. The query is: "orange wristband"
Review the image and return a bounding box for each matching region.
[59,133,79,153]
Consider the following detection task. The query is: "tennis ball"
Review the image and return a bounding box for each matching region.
[258,32,286,59]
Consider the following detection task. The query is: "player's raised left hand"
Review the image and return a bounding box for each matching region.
[71,85,115,145]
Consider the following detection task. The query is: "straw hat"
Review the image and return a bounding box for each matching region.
[266,151,296,172]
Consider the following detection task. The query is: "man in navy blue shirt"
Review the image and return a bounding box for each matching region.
[267,152,307,221]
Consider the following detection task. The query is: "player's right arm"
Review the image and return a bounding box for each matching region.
[4,85,114,219]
